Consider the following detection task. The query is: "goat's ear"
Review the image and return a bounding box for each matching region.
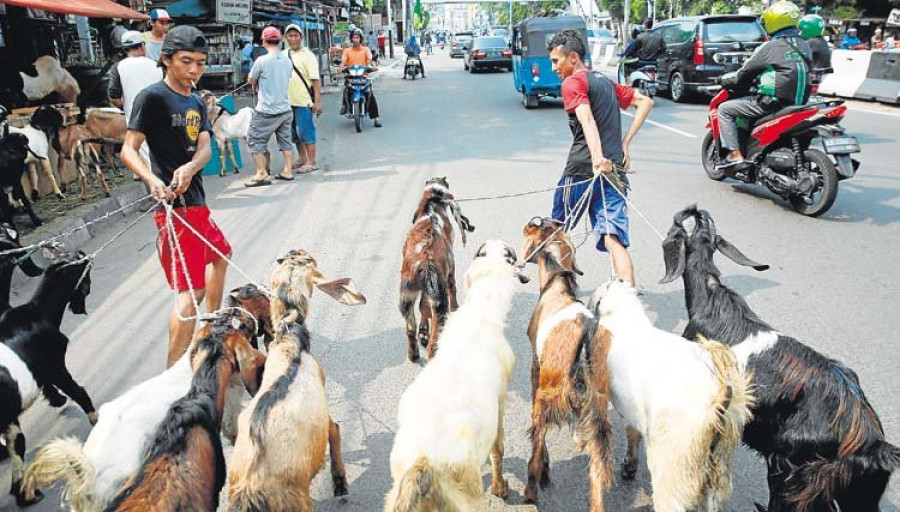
[19,256,43,277]
[715,236,769,271]
[313,272,367,305]
[659,228,686,284]
[560,238,583,276]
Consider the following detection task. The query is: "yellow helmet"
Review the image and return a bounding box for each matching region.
[761,1,802,36]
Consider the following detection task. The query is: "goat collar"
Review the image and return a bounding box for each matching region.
[213,105,227,124]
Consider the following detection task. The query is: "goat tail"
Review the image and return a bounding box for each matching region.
[388,457,444,512]
[577,318,615,493]
[23,437,99,512]
[419,263,448,319]
[698,335,755,499]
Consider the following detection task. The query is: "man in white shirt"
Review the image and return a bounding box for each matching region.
[285,24,322,173]
[109,30,163,178]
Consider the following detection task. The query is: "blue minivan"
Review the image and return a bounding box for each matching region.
[512,15,588,109]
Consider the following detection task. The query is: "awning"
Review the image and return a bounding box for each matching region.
[0,0,148,19]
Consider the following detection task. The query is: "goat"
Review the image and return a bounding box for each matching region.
[0,252,96,506]
[0,223,42,314]
[8,123,64,200]
[517,216,614,511]
[22,309,265,512]
[227,249,366,511]
[30,106,111,200]
[385,240,528,512]
[399,177,474,361]
[20,56,80,105]
[82,108,127,178]
[200,90,250,177]
[227,284,275,350]
[0,133,43,228]
[660,205,900,512]
[590,278,753,512]
[105,309,265,511]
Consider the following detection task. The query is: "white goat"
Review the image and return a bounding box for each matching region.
[7,124,64,199]
[20,56,80,104]
[385,240,528,511]
[200,91,251,176]
[591,279,754,512]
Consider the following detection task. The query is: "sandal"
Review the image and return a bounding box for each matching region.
[274,174,295,181]
[296,164,318,174]
[244,178,272,187]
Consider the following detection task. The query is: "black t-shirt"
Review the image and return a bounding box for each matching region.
[808,36,832,70]
[634,32,665,61]
[564,71,624,178]
[129,81,212,207]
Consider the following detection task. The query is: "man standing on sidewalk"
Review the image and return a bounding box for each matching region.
[142,9,172,62]
[121,25,232,367]
[285,24,322,173]
[109,30,163,181]
[246,26,295,186]
[377,29,387,59]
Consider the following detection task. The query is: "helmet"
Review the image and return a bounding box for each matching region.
[798,14,825,39]
[761,1,802,36]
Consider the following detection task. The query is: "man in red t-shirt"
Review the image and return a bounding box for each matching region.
[547,29,653,286]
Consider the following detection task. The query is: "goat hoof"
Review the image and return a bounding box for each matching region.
[87,411,99,425]
[523,489,537,505]
[30,190,39,201]
[233,169,240,175]
[55,192,65,200]
[219,172,226,177]
[407,351,420,362]
[332,475,349,497]
[490,479,509,499]
[15,489,43,507]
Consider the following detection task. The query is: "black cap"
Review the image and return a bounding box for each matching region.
[160,25,208,57]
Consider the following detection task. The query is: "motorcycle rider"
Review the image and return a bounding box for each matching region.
[799,14,832,71]
[341,29,382,128]
[716,1,811,171]
[404,34,425,79]
[622,19,665,77]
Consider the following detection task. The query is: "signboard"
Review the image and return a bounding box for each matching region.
[217,0,251,25]
[888,9,900,27]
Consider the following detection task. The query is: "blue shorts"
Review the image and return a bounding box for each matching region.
[293,106,316,144]
[551,174,630,252]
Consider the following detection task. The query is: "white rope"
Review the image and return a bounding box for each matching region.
[163,202,204,323]
[455,176,597,203]
[517,175,598,267]
[602,176,666,242]
[598,175,616,278]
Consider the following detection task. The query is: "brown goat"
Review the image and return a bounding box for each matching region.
[227,249,366,511]
[518,217,614,511]
[57,124,112,200]
[228,283,276,350]
[399,177,474,361]
[107,310,265,512]
[83,108,127,177]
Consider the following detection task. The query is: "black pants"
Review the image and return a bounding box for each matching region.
[378,45,386,58]
[344,87,380,119]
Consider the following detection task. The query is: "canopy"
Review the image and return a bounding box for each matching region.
[0,0,148,19]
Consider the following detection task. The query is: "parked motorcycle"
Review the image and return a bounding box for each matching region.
[344,65,372,133]
[702,76,860,217]
[618,58,658,98]
[404,55,422,80]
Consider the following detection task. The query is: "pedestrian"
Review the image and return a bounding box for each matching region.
[840,27,861,49]
[120,25,231,367]
[341,30,382,127]
[367,30,379,63]
[871,27,884,49]
[246,26,295,186]
[108,30,163,180]
[377,29,387,58]
[425,32,433,55]
[285,24,322,173]
[547,29,641,285]
[142,9,172,62]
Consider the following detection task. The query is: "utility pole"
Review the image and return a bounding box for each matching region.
[387,0,395,57]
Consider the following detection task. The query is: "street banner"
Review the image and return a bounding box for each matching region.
[216,0,251,25]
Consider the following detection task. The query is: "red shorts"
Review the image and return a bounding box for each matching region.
[153,205,232,292]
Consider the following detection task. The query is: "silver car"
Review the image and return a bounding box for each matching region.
[450,32,474,58]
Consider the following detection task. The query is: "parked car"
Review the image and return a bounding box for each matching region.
[512,15,589,109]
[653,15,767,102]
[464,36,512,73]
[450,32,474,58]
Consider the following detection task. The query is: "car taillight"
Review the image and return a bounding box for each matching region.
[532,63,540,76]
[472,50,485,59]
[824,105,847,119]
[693,38,704,66]
[502,49,512,57]
[452,41,457,47]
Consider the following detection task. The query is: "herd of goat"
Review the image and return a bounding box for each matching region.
[0,176,897,512]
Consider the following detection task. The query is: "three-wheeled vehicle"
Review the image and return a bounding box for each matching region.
[512,15,589,109]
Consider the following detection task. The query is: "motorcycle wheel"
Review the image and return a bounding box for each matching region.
[353,101,362,133]
[701,131,726,181]
[789,149,838,217]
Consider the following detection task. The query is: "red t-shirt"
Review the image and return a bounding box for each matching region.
[562,70,635,113]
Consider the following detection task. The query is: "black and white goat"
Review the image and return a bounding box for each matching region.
[0,132,42,228]
[0,223,42,314]
[660,205,900,512]
[0,252,96,506]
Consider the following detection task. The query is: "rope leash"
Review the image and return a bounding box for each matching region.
[455,176,597,203]
[598,175,616,278]
[517,175,598,266]
[163,201,203,322]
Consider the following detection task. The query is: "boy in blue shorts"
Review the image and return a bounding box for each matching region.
[548,29,653,286]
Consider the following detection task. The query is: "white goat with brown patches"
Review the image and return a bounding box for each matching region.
[591,278,754,512]
[227,249,366,512]
[385,240,528,512]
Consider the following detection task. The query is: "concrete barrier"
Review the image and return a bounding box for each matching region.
[819,49,871,98]
[854,51,900,104]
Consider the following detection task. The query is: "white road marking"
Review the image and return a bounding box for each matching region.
[621,110,699,139]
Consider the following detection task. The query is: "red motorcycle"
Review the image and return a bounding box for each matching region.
[702,78,860,217]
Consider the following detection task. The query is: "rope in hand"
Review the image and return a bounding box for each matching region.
[517,175,598,267]
[455,176,598,203]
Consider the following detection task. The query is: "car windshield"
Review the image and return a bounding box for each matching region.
[475,37,507,48]
[706,21,765,43]
[493,29,509,37]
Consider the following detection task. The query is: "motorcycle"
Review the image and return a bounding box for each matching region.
[702,74,860,217]
[618,57,658,98]
[344,65,372,133]
[404,55,422,80]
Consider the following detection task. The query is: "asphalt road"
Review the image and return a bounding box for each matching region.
[5,49,900,511]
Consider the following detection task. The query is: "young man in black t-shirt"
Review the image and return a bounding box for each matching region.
[121,25,232,367]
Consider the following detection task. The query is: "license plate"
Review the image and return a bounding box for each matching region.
[823,136,860,154]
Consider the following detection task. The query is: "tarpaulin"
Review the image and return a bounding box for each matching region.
[0,0,148,19]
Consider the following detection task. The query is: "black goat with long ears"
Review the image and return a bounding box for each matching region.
[0,251,96,506]
[660,205,900,512]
